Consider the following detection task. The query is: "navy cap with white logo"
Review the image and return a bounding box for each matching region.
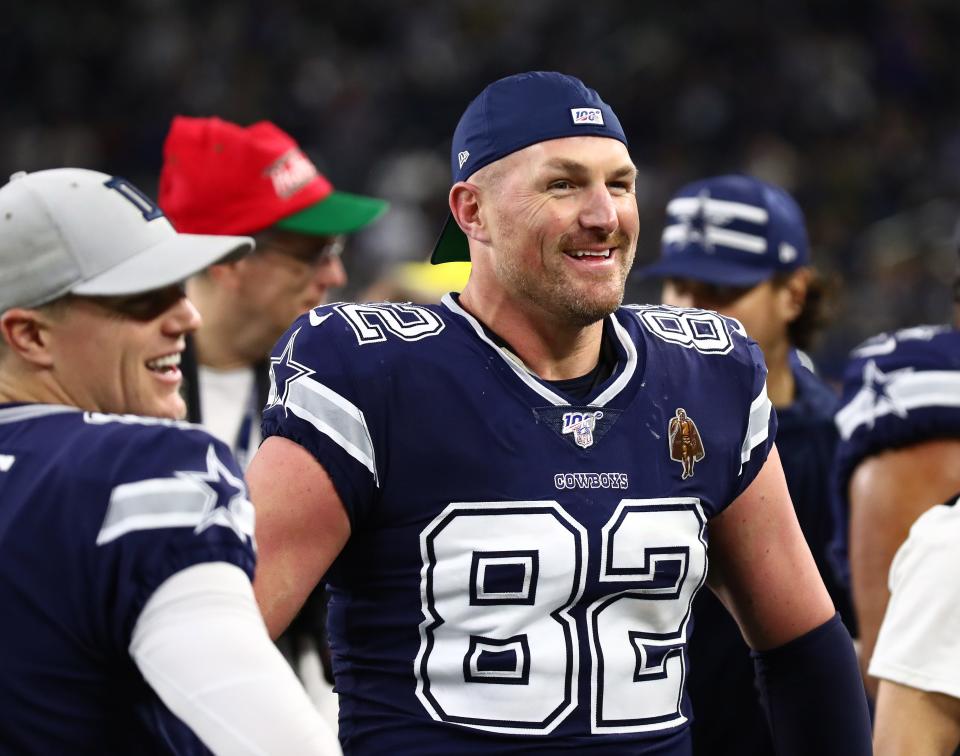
[431,71,628,264]
[638,174,809,287]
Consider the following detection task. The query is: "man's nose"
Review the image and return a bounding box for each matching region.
[579,185,619,235]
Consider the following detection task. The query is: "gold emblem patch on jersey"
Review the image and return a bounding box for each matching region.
[668,408,705,479]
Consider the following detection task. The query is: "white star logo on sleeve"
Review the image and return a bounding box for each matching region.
[861,359,914,424]
[267,327,316,414]
[175,443,255,545]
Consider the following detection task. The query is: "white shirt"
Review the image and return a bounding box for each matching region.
[198,365,261,469]
[870,495,960,699]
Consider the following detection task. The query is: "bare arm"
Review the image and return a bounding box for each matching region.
[247,435,351,639]
[707,445,871,754]
[707,444,835,649]
[874,681,960,756]
[848,438,960,698]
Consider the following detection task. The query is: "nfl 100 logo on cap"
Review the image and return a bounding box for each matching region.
[571,108,604,125]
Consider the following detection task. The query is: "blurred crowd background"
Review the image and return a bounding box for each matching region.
[5,0,960,380]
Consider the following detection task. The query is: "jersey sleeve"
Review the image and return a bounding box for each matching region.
[830,326,960,586]
[726,318,778,503]
[84,422,256,650]
[834,327,960,491]
[869,495,960,698]
[260,307,383,528]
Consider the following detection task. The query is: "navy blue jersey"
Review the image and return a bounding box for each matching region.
[830,325,960,588]
[262,296,776,754]
[0,404,256,755]
[689,350,846,756]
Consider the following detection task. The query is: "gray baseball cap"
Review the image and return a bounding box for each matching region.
[0,168,254,312]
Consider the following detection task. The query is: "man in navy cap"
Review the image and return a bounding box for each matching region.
[245,73,870,754]
[640,175,853,755]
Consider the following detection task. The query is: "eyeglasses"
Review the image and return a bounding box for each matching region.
[78,282,188,321]
[254,232,346,268]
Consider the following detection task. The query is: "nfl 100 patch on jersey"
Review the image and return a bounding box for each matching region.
[262,297,775,754]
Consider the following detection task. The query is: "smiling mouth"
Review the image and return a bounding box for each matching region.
[566,248,613,259]
[146,352,182,374]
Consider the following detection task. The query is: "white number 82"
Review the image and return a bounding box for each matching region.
[415,498,707,735]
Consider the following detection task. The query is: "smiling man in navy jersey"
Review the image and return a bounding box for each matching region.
[0,168,339,754]
[247,72,871,755]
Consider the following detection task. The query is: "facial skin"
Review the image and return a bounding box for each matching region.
[459,136,639,330]
[219,230,347,362]
[29,285,200,419]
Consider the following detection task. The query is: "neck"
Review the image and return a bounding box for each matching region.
[0,368,78,409]
[458,286,605,380]
[187,281,260,370]
[763,340,796,408]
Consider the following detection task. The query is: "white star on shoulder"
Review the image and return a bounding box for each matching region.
[861,359,914,424]
[175,443,254,544]
[267,327,316,414]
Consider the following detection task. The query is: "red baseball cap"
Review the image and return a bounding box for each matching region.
[158,116,388,237]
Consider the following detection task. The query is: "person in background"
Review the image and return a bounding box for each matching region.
[870,490,960,755]
[639,173,852,755]
[867,250,960,756]
[158,116,389,726]
[833,241,960,706]
[246,71,870,755]
[158,115,389,469]
[0,168,339,753]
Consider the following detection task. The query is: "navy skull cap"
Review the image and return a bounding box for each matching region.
[431,71,628,264]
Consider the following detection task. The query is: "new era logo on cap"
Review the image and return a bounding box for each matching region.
[457,150,470,170]
[571,108,604,125]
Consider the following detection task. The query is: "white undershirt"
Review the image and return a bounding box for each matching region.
[197,366,261,467]
[130,563,341,755]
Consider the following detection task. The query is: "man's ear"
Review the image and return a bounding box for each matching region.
[0,308,56,367]
[204,260,245,290]
[449,181,491,245]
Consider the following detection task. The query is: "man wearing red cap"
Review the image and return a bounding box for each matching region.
[159,115,388,468]
[159,115,388,732]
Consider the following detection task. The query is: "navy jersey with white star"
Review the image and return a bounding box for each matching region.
[262,296,776,755]
[0,404,256,754]
[831,325,960,586]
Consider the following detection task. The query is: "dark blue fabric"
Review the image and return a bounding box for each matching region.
[688,352,851,756]
[752,613,871,756]
[0,406,255,754]
[262,300,776,754]
[830,325,960,590]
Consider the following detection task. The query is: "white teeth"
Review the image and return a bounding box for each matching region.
[146,353,181,370]
[572,250,611,258]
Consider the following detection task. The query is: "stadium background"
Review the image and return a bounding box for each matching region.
[5,0,959,379]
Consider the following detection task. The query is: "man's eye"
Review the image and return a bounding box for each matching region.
[549,180,575,191]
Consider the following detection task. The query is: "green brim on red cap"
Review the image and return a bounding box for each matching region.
[430,214,470,264]
[274,189,389,235]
